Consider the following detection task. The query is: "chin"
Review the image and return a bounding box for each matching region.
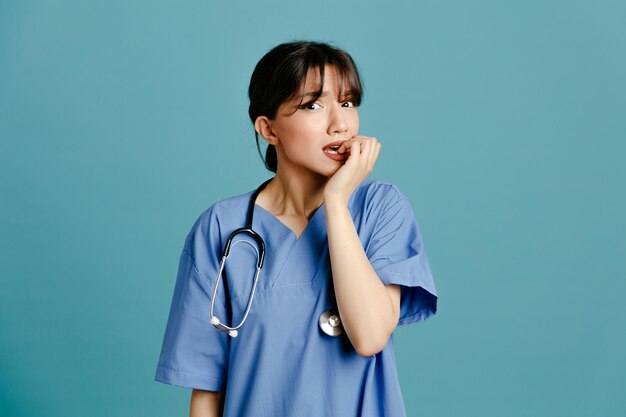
[319,163,343,177]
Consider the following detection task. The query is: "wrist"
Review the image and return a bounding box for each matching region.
[323,192,349,209]
[324,190,348,206]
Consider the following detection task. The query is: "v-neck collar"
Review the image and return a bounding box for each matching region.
[250,201,328,289]
[253,202,325,241]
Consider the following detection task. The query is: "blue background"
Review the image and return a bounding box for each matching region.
[1,1,625,416]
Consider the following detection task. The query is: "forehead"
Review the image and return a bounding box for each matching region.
[301,65,340,90]
[278,64,356,115]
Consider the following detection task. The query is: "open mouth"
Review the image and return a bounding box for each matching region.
[323,141,346,155]
[322,141,349,161]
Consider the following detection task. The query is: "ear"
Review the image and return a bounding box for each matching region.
[254,116,279,146]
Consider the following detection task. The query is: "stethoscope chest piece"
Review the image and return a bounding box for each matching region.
[319,310,344,336]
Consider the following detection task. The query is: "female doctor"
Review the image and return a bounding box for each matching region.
[155,41,438,417]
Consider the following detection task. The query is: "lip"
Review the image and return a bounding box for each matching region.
[322,140,349,161]
[323,151,349,161]
[322,140,347,151]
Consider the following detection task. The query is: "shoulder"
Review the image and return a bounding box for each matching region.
[210,192,253,218]
[350,180,420,241]
[351,179,410,211]
[193,192,250,225]
[183,190,253,250]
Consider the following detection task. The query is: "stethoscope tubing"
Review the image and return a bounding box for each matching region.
[210,238,263,337]
[209,178,343,338]
[222,228,266,269]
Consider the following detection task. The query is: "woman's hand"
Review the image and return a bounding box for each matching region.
[322,134,399,356]
[324,135,381,205]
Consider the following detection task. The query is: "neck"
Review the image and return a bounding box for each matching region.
[261,170,327,220]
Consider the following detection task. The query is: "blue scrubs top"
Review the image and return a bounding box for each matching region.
[155,180,438,416]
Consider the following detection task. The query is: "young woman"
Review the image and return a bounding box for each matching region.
[155,40,438,417]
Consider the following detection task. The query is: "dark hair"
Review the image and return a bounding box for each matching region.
[248,41,363,172]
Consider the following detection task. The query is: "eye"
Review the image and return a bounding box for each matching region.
[299,102,322,110]
[341,101,355,108]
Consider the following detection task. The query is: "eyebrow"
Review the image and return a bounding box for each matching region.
[301,91,327,99]
[299,90,354,100]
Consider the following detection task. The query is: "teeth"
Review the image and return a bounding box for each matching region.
[324,143,343,155]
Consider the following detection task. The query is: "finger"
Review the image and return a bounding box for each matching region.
[355,136,373,159]
[365,137,377,160]
[348,136,375,169]
[337,139,354,154]
[363,139,376,172]
[345,140,361,165]
[339,137,361,154]
[368,141,381,172]
[358,138,371,159]
[369,138,379,160]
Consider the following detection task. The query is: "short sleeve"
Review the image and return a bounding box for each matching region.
[155,208,229,391]
[365,184,438,326]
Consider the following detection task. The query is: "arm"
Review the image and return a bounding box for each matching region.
[325,199,401,356]
[324,137,401,357]
[190,389,224,417]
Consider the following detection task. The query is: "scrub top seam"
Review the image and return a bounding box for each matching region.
[378,270,438,298]
[182,248,228,311]
[270,242,299,288]
[397,309,436,326]
[157,365,221,379]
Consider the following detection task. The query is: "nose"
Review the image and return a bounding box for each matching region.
[327,102,349,135]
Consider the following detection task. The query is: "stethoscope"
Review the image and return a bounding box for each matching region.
[209,179,344,338]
